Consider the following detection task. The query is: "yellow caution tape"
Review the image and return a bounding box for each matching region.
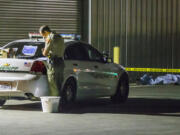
[125,67,180,73]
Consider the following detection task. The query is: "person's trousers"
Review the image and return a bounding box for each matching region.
[47,59,64,96]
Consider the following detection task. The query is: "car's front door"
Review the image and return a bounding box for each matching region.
[84,45,119,96]
[64,43,106,99]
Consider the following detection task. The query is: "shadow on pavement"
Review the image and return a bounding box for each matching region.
[66,98,180,116]
[1,98,180,116]
[1,102,42,112]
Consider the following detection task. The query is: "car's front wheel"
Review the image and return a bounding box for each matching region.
[0,99,6,107]
[59,78,76,112]
[111,73,129,103]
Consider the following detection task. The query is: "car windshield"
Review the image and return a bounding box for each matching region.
[1,41,45,59]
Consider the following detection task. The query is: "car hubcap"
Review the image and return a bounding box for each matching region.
[120,82,126,96]
[66,86,73,101]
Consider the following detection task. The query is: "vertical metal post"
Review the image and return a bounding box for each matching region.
[113,46,120,64]
[125,0,128,67]
[88,0,92,44]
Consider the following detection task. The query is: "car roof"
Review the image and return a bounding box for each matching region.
[14,39,44,42]
[9,39,84,44]
[2,38,90,49]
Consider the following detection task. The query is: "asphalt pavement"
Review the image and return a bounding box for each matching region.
[0,84,180,135]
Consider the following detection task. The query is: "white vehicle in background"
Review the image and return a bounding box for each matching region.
[0,33,129,111]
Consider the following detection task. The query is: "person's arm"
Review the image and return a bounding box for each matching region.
[42,37,52,56]
[42,47,49,56]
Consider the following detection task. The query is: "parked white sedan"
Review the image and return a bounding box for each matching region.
[0,36,129,110]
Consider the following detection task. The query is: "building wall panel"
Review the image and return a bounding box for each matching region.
[91,0,180,81]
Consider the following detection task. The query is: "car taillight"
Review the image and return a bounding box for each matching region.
[30,61,46,74]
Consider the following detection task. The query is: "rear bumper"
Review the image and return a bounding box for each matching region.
[0,72,37,81]
[0,72,49,97]
[0,90,24,97]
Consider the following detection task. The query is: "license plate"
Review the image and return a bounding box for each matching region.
[0,82,11,90]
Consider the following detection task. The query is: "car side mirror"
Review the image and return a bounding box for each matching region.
[102,51,112,63]
[107,57,112,63]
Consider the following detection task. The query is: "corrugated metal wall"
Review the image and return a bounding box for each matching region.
[91,0,130,66]
[81,0,89,42]
[91,0,180,81]
[0,0,81,46]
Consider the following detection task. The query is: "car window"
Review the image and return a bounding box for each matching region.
[85,45,104,62]
[64,44,88,60]
[4,42,45,59]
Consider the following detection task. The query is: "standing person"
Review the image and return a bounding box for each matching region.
[39,25,65,96]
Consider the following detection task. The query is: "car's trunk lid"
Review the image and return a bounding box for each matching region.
[0,58,35,72]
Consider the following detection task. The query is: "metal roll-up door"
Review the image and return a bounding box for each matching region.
[0,0,81,46]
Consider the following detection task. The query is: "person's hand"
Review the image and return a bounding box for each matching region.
[45,37,51,44]
[41,48,44,53]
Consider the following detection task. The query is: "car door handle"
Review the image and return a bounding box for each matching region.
[73,63,78,66]
[94,65,98,68]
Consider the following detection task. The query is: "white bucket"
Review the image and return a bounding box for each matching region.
[40,96,60,113]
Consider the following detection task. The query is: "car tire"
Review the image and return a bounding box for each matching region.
[59,78,76,112]
[111,73,129,103]
[0,99,6,106]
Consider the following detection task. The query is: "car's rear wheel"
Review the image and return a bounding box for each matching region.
[59,78,76,112]
[0,99,6,107]
[111,73,129,103]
